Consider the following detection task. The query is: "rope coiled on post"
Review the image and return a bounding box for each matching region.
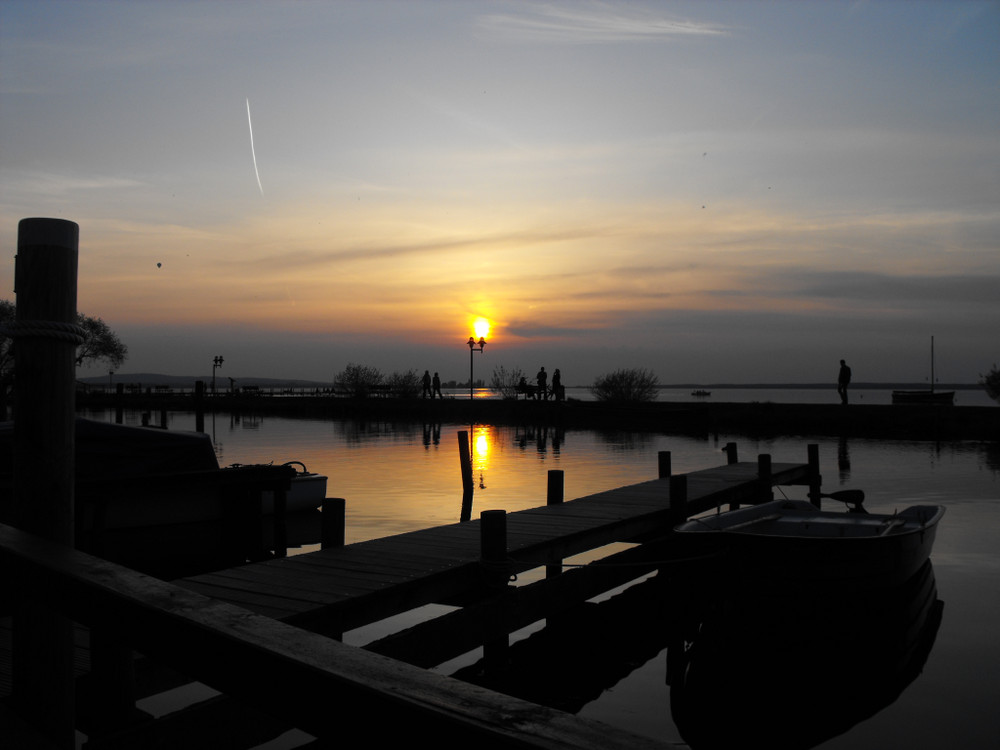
[0,320,87,345]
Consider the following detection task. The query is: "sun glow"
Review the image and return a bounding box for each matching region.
[473,317,491,340]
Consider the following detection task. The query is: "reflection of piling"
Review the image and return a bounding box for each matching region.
[11,217,80,746]
[458,430,474,521]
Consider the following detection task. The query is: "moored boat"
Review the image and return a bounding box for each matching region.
[673,498,944,587]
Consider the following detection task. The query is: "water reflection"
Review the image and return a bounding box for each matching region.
[668,562,943,749]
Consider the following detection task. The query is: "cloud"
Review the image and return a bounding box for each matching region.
[479,2,730,44]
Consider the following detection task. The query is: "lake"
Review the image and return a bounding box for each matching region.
[80,405,1000,749]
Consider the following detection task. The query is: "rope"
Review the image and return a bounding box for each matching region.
[0,320,86,345]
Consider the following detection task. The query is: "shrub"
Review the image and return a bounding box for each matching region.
[490,364,526,400]
[980,364,1000,403]
[334,363,384,398]
[590,367,659,402]
[388,368,421,399]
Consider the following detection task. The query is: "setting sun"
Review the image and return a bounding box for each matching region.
[473,318,491,340]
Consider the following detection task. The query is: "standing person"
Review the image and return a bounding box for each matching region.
[432,372,443,399]
[536,367,548,400]
[421,370,432,399]
[551,368,562,401]
[838,359,851,404]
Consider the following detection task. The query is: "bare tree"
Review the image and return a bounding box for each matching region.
[490,364,526,400]
[980,364,1000,403]
[590,368,659,402]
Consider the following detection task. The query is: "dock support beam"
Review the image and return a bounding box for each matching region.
[10,217,81,748]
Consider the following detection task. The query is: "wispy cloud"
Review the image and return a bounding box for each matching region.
[479,2,729,44]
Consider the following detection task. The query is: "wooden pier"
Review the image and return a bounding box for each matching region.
[2,447,819,749]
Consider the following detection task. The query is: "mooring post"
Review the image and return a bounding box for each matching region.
[758,453,773,503]
[807,444,821,508]
[658,450,672,479]
[724,442,738,464]
[9,217,81,747]
[546,470,564,578]
[670,474,688,522]
[321,498,346,548]
[480,509,510,673]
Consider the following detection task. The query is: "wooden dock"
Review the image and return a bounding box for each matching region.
[2,449,818,749]
[177,455,814,636]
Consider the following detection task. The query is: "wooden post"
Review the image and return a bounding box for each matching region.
[670,474,688,522]
[758,453,773,503]
[321,498,346,549]
[807,444,821,508]
[10,217,81,747]
[724,442,738,464]
[658,451,672,479]
[458,431,474,522]
[480,509,509,674]
[546,470,564,578]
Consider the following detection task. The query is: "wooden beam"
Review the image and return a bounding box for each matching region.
[0,524,674,749]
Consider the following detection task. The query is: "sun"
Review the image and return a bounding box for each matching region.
[473,317,491,340]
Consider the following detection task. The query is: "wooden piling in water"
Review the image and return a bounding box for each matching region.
[658,450,672,479]
[321,498,346,549]
[546,470,565,578]
[458,430,474,521]
[758,453,773,503]
[808,443,822,508]
[10,217,81,747]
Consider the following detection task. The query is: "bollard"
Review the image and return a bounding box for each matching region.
[658,450,672,479]
[10,217,81,747]
[670,474,688,522]
[758,453,773,503]
[321,498,346,549]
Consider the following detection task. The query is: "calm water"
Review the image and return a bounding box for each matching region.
[81,406,1000,749]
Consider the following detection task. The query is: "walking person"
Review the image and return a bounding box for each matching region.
[551,368,563,401]
[432,372,443,399]
[536,367,548,400]
[422,370,432,399]
[837,359,851,405]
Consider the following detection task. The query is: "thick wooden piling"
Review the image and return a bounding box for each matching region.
[546,470,565,578]
[658,450,672,479]
[321,498,346,549]
[480,509,510,673]
[10,217,81,747]
[758,453,773,502]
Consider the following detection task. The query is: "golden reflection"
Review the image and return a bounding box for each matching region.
[471,425,495,489]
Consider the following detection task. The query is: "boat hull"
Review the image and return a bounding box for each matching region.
[673,499,944,588]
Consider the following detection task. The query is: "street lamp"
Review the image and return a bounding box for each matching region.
[467,336,486,400]
[212,355,224,394]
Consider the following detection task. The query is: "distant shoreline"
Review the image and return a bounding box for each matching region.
[77,374,985,392]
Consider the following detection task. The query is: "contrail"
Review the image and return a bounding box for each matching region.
[246,97,263,195]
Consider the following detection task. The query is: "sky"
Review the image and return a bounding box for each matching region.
[1,1,998,386]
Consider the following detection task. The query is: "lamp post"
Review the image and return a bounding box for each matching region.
[467,336,486,400]
[212,355,224,394]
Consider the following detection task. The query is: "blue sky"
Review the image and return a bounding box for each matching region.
[1,1,997,385]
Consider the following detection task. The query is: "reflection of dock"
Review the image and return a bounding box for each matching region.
[3,450,815,748]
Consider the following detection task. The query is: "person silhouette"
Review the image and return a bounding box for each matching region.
[432,372,443,399]
[536,367,548,400]
[422,370,432,399]
[837,359,851,404]
[551,368,562,401]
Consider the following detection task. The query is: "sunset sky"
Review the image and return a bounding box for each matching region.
[1,1,997,386]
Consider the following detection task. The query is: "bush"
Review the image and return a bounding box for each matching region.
[590,368,659,402]
[388,368,421,399]
[490,364,526,400]
[980,364,1000,403]
[334,363,384,398]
